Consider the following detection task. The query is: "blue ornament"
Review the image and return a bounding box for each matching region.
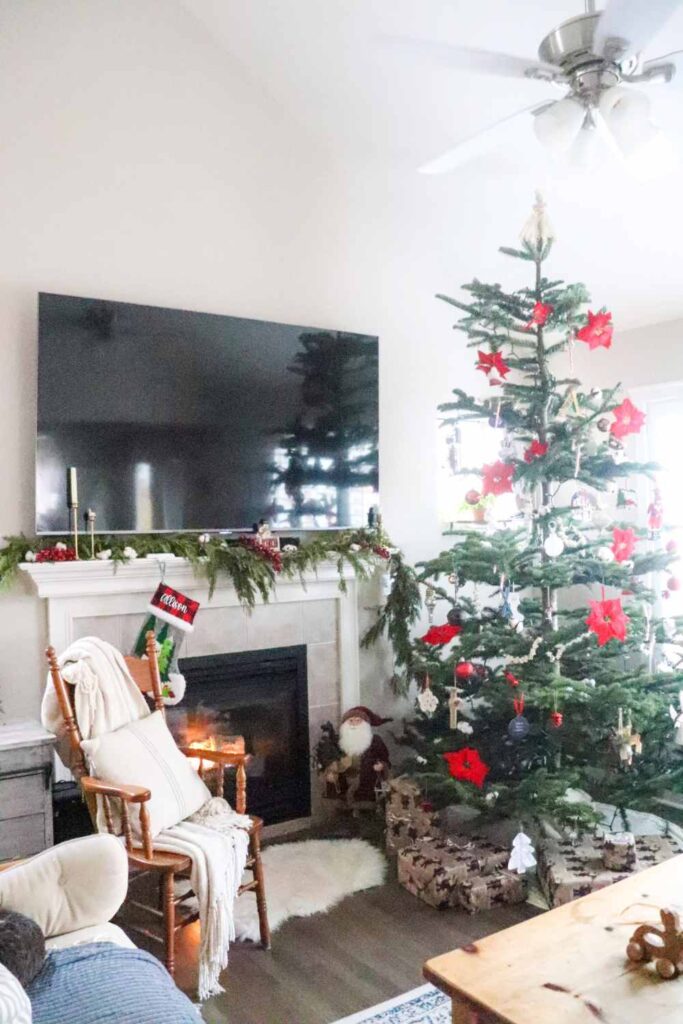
[508,714,530,741]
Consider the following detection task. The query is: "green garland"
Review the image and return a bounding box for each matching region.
[0,528,395,609]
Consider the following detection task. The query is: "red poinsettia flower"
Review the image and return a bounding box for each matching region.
[476,350,510,380]
[526,301,553,329]
[443,748,490,789]
[420,623,462,646]
[481,460,515,496]
[576,310,613,350]
[524,439,549,463]
[585,597,630,646]
[611,527,637,563]
[610,398,645,439]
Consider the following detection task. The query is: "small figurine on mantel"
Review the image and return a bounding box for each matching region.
[252,518,280,552]
[315,706,392,810]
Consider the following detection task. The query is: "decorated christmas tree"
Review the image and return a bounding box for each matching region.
[370,196,683,831]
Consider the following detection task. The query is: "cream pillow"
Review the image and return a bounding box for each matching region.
[81,710,211,838]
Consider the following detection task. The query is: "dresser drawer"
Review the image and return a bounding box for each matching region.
[0,772,47,821]
[0,814,47,860]
[0,744,53,775]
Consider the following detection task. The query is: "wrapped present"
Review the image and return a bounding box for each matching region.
[603,831,636,872]
[538,833,679,907]
[397,835,509,909]
[458,869,527,914]
[385,775,423,815]
[385,807,440,855]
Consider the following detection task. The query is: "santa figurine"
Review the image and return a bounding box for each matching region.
[337,706,392,807]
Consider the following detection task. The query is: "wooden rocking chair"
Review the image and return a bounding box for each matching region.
[45,631,271,977]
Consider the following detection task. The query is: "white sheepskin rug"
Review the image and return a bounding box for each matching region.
[233,838,386,942]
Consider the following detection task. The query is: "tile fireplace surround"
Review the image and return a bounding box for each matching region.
[21,557,362,828]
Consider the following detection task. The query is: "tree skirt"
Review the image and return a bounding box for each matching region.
[330,984,449,1024]
[233,838,386,942]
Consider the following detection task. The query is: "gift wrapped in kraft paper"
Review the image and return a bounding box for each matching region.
[397,835,510,909]
[458,869,527,914]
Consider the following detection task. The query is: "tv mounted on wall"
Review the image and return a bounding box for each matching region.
[36,293,379,534]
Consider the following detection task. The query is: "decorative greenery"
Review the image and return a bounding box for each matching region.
[1,527,393,608]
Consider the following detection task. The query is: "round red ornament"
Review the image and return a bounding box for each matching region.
[455,661,476,682]
[668,577,680,592]
[549,711,563,729]
[465,489,481,506]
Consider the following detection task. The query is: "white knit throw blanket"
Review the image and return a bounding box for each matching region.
[155,797,251,1000]
[41,635,149,771]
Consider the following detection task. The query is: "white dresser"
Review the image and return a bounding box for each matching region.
[0,721,56,859]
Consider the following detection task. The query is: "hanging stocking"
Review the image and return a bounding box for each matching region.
[132,583,200,705]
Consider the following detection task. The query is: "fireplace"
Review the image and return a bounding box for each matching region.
[166,645,311,825]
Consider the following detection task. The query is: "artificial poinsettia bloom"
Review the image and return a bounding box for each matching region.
[576,310,613,350]
[443,748,490,788]
[420,623,462,645]
[586,597,630,646]
[611,527,637,563]
[482,460,515,496]
[524,439,548,463]
[476,350,510,379]
[526,301,553,329]
[610,398,645,439]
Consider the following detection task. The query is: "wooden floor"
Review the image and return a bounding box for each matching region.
[169,878,537,1024]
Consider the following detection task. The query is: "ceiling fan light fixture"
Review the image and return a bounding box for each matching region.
[598,85,658,156]
[533,96,585,152]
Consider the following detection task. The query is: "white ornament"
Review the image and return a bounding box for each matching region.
[198,533,211,545]
[24,550,35,562]
[122,546,138,560]
[96,549,112,560]
[55,542,67,551]
[416,755,427,765]
[282,543,297,552]
[596,546,615,563]
[670,692,683,745]
[417,687,439,717]
[456,720,474,735]
[508,831,536,874]
[544,531,565,558]
[520,191,554,247]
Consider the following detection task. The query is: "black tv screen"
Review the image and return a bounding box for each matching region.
[36,294,379,533]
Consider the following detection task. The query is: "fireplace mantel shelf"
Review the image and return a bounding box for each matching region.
[20,557,355,600]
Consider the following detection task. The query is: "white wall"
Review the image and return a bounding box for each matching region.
[0,0,476,721]
[574,317,683,393]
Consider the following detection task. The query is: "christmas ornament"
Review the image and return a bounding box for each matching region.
[447,686,461,729]
[610,398,646,439]
[420,623,461,645]
[667,540,678,554]
[669,693,683,745]
[417,677,439,717]
[524,439,548,463]
[586,596,629,646]
[443,747,490,788]
[597,417,611,433]
[481,461,515,497]
[549,711,564,728]
[611,527,637,563]
[446,607,462,627]
[508,695,530,741]
[526,301,553,330]
[668,577,680,592]
[544,526,565,558]
[476,350,510,380]
[504,670,520,687]
[596,545,615,563]
[520,191,554,247]
[612,707,642,766]
[132,583,201,705]
[576,310,613,350]
[508,831,536,873]
[648,489,664,535]
[454,661,476,683]
[456,720,473,735]
[571,489,598,524]
[465,489,482,506]
[424,586,437,624]
[506,591,525,633]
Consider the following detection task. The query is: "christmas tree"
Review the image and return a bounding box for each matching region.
[371,196,683,831]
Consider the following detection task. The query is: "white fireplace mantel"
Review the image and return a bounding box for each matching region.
[21,557,361,711]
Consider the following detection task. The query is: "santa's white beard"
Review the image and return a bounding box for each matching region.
[339,718,373,758]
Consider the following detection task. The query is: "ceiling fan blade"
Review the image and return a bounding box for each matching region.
[379,35,562,82]
[635,49,683,83]
[419,101,556,175]
[594,0,683,63]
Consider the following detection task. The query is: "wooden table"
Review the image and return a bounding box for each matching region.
[424,855,683,1024]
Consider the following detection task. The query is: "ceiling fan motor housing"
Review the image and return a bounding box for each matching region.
[538,12,638,104]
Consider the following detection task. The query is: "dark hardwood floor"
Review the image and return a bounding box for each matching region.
[169,877,537,1024]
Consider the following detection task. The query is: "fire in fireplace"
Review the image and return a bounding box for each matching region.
[167,645,311,825]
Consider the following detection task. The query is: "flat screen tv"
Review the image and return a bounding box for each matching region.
[36,293,379,533]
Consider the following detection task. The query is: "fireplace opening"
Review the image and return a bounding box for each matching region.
[167,645,311,825]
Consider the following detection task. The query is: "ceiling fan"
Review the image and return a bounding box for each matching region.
[385,0,683,173]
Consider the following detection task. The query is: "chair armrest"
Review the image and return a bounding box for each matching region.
[178,746,248,767]
[81,775,151,803]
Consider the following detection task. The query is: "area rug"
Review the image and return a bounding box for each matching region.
[233,838,386,942]
[331,984,449,1023]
